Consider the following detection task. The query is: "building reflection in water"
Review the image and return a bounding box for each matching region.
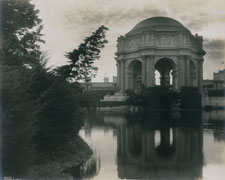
[202,110,225,143]
[103,111,203,180]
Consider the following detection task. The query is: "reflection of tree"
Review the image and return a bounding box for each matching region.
[63,148,100,179]
[80,149,101,179]
[27,135,92,179]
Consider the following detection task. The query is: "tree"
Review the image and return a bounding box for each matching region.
[1,0,44,66]
[0,1,96,175]
[0,65,39,176]
[34,79,83,152]
[56,25,108,81]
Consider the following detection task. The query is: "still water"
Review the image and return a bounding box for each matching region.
[78,110,225,180]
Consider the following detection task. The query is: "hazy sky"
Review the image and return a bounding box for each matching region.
[32,0,225,82]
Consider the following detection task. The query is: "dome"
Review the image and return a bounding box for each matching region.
[127,16,189,35]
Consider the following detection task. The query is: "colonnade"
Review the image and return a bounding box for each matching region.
[116,55,200,93]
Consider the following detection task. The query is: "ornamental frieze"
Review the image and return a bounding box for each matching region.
[156,35,176,47]
[126,38,141,50]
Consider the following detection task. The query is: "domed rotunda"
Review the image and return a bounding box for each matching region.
[115,17,205,93]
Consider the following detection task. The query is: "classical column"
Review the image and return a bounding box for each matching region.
[117,60,121,90]
[141,56,146,86]
[172,70,178,91]
[185,56,190,86]
[198,59,204,92]
[190,71,197,87]
[178,55,185,90]
[146,55,155,87]
[195,63,199,87]
[121,60,125,91]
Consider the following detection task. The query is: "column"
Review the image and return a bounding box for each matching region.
[121,60,125,91]
[195,63,199,87]
[125,61,129,90]
[185,56,190,86]
[172,70,178,91]
[198,59,203,92]
[117,60,121,90]
[164,73,170,87]
[146,55,155,87]
[141,56,146,86]
[178,55,185,90]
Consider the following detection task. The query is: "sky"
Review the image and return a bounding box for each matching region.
[31,0,225,82]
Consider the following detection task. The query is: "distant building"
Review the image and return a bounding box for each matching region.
[80,76,116,91]
[203,69,225,94]
[80,82,116,91]
[113,76,117,84]
[202,69,225,109]
[104,77,109,83]
[203,79,224,91]
[214,69,225,81]
[101,91,128,102]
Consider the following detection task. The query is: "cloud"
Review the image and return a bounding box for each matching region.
[204,39,225,61]
[203,39,225,78]
[61,3,167,35]
[31,0,225,80]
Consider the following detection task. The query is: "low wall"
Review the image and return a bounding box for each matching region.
[202,96,225,108]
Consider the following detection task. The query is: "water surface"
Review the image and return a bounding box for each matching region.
[78,110,225,180]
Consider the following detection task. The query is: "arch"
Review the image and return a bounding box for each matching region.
[127,60,142,93]
[154,58,176,88]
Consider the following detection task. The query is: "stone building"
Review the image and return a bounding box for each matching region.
[203,69,225,93]
[115,17,205,93]
[80,81,116,91]
[214,69,225,81]
[203,79,224,91]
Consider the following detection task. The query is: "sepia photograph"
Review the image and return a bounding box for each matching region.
[0,0,225,179]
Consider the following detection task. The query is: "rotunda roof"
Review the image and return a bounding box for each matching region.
[127,16,189,35]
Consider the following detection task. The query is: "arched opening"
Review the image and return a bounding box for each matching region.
[127,60,142,93]
[155,70,160,85]
[155,58,175,88]
[190,60,196,86]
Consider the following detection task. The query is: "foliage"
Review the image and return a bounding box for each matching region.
[124,89,135,96]
[0,0,107,177]
[34,78,83,152]
[0,0,45,174]
[80,91,98,109]
[126,93,147,107]
[55,25,108,81]
[1,0,44,66]
[143,87,180,109]
[0,65,38,176]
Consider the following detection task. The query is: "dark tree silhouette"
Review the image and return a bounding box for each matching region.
[1,0,44,66]
[56,25,108,81]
